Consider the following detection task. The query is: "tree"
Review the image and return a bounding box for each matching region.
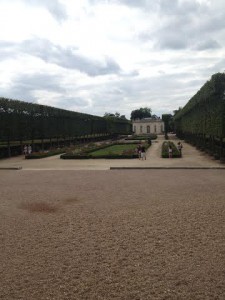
[130,107,152,120]
[162,114,173,136]
[104,112,127,120]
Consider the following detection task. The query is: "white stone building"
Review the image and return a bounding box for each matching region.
[132,118,164,135]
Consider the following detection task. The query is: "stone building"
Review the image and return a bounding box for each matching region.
[132,118,164,135]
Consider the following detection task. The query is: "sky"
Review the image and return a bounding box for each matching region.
[0,0,225,119]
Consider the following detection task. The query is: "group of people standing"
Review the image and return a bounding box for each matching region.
[137,144,146,160]
[23,145,32,155]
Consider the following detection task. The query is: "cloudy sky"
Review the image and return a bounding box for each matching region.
[0,0,224,119]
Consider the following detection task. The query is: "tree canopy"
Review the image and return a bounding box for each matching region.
[130,107,152,120]
[104,112,127,119]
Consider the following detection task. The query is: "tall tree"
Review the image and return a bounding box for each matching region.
[162,114,173,135]
[130,107,152,120]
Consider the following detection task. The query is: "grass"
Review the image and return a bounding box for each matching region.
[89,144,139,156]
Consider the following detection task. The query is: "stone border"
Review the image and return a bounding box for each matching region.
[110,166,225,170]
[0,166,22,170]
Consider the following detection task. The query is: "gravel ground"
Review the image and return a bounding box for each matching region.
[1,169,225,300]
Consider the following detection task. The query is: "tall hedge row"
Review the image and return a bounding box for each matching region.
[174,73,225,160]
[0,97,131,144]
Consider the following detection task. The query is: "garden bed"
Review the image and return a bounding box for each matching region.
[61,143,150,159]
[161,141,181,158]
[25,148,67,159]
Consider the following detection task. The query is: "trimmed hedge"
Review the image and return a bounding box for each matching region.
[126,134,157,140]
[174,72,225,161]
[0,97,132,159]
[61,153,139,159]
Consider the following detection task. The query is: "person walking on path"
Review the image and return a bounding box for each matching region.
[28,145,32,155]
[137,144,142,160]
[141,145,146,160]
[23,145,28,156]
[177,142,183,156]
[168,145,172,158]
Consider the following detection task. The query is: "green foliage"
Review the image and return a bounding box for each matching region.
[130,107,152,120]
[0,98,132,148]
[126,134,157,140]
[161,141,181,158]
[104,112,127,119]
[174,73,225,138]
[162,114,173,135]
[89,144,138,156]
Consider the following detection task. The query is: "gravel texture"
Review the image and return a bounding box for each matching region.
[1,169,225,300]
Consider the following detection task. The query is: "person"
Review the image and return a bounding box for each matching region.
[177,142,183,156]
[168,145,172,158]
[141,145,146,160]
[28,145,32,155]
[23,145,28,156]
[137,144,142,160]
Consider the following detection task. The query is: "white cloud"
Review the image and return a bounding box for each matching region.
[0,0,225,119]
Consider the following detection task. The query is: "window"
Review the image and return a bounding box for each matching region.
[147,125,150,133]
[154,125,157,133]
[140,125,142,133]
[134,125,136,133]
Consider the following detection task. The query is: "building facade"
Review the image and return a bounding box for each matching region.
[132,118,164,135]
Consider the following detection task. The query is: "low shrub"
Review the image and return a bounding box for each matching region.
[126,134,157,141]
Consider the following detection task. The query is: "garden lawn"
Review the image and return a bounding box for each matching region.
[89,144,139,156]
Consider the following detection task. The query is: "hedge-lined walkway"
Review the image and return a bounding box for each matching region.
[0,134,224,170]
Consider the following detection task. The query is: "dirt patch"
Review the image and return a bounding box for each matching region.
[19,201,58,213]
[63,197,80,205]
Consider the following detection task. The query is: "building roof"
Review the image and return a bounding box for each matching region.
[132,118,163,123]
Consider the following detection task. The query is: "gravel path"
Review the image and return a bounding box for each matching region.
[1,169,225,299]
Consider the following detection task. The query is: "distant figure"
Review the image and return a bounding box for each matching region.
[141,145,146,160]
[168,145,172,158]
[137,144,142,160]
[177,142,183,156]
[23,145,28,156]
[28,145,32,155]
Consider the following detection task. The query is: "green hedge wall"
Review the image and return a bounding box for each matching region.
[174,73,225,138]
[0,97,132,144]
[173,73,225,160]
